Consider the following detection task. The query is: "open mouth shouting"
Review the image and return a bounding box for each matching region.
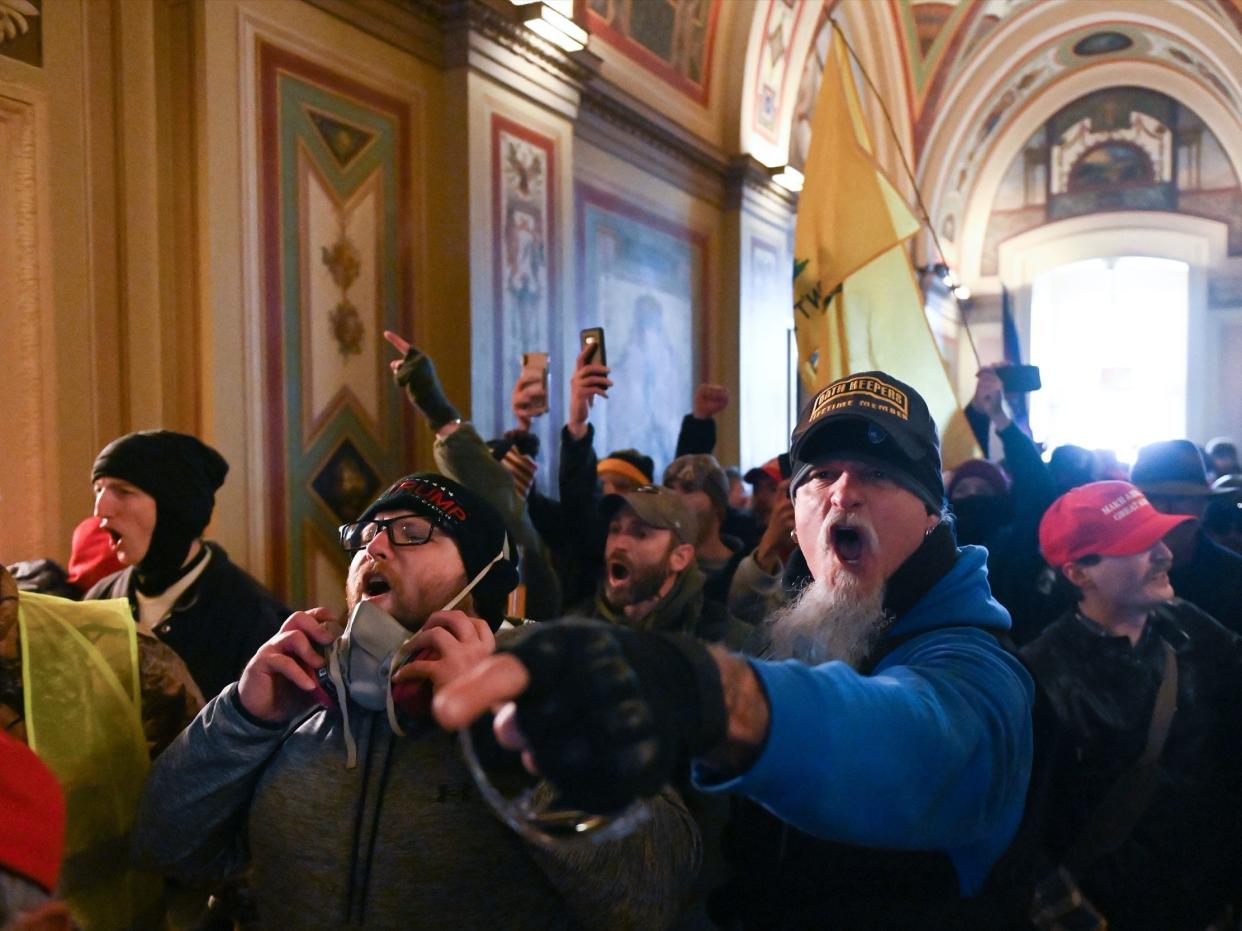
[829,523,868,565]
[606,557,632,587]
[99,522,141,564]
[361,568,393,600]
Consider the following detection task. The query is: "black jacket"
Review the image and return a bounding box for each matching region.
[1021,600,1242,930]
[961,415,1067,644]
[1169,530,1242,636]
[86,542,289,700]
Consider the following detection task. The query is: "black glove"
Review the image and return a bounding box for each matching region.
[502,619,727,814]
[394,346,461,430]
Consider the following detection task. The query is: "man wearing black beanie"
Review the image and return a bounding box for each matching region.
[86,430,289,699]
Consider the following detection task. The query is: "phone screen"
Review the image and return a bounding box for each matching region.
[580,327,607,367]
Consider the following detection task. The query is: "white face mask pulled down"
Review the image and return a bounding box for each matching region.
[322,542,508,768]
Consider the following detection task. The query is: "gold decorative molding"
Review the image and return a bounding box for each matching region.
[0,92,47,559]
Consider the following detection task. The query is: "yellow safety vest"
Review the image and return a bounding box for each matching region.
[19,592,163,930]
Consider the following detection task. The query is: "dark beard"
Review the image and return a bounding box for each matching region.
[605,559,672,610]
[762,574,888,669]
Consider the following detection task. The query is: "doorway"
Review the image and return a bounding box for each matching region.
[1029,256,1189,466]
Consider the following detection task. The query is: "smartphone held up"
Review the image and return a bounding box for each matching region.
[519,352,551,418]
[995,364,1041,393]
[580,327,607,367]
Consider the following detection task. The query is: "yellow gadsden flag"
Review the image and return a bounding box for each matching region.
[793,26,978,469]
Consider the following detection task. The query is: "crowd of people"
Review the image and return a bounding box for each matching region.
[3,339,1242,931]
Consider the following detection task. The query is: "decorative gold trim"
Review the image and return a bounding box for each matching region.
[0,93,46,558]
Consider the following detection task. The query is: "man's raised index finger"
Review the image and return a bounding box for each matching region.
[383,329,412,354]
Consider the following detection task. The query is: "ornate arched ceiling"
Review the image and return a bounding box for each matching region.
[748,0,1242,288]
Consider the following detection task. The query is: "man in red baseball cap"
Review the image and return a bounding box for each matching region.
[1022,481,1242,929]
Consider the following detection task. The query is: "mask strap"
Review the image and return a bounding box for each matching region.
[385,674,406,738]
[439,540,508,613]
[383,540,509,738]
[328,644,358,769]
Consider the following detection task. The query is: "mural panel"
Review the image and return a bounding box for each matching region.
[0,0,41,67]
[576,184,706,474]
[981,87,1242,274]
[587,0,721,105]
[258,40,413,604]
[491,115,559,489]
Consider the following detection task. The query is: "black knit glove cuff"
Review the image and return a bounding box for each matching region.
[394,347,460,430]
[657,633,727,756]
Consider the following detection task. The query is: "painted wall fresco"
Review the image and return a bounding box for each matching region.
[258,40,413,605]
[751,0,807,145]
[981,87,1242,275]
[490,115,560,492]
[576,184,706,474]
[587,0,720,105]
[0,0,41,67]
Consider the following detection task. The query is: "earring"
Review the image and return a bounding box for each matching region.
[790,530,798,544]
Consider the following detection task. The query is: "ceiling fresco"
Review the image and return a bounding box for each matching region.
[781,0,1242,282]
[888,1,1242,150]
[979,86,1242,275]
[933,19,1242,244]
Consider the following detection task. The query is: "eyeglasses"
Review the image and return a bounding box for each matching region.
[339,514,435,553]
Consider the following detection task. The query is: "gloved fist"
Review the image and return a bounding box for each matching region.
[501,620,726,814]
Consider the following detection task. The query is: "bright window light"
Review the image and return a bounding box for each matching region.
[1029,256,1188,466]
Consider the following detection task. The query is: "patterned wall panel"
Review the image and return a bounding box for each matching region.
[257,40,413,605]
[576,184,708,476]
[490,115,560,488]
[587,0,721,105]
[0,93,46,560]
[751,0,807,145]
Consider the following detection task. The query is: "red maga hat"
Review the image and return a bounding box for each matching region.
[0,731,66,893]
[1039,480,1194,568]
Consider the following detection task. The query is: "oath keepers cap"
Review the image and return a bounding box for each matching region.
[788,371,944,511]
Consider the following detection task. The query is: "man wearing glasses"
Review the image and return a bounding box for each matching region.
[132,473,697,930]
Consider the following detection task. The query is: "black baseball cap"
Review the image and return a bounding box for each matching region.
[788,371,943,511]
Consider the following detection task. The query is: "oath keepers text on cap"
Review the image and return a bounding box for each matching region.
[810,376,911,423]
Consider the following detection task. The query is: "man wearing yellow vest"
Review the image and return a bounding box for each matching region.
[0,564,200,930]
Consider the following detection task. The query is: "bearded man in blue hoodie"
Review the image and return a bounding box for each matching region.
[437,371,1036,928]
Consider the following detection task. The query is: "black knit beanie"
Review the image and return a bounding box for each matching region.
[351,473,519,609]
[92,431,229,592]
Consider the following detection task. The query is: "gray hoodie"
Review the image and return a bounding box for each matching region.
[133,685,699,930]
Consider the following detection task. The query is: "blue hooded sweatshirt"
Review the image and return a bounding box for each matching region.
[695,545,1034,896]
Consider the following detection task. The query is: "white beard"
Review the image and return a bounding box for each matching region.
[763,571,889,669]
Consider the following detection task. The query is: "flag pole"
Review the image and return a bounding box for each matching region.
[828,20,982,372]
